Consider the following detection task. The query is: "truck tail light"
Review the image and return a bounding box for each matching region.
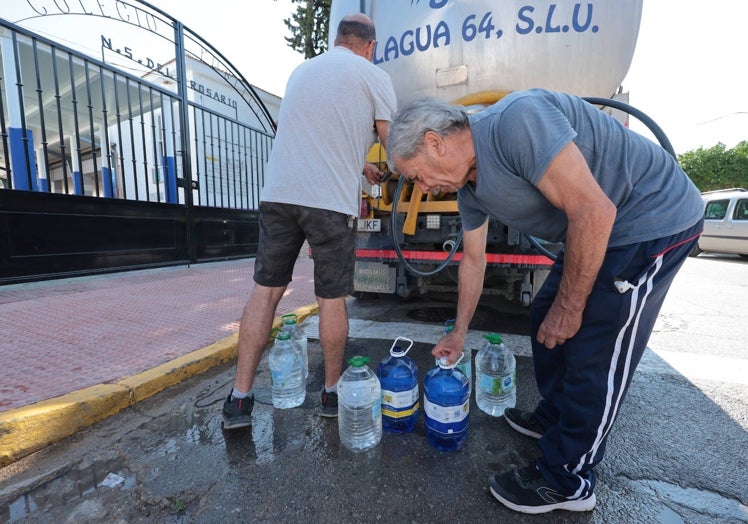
[360,198,370,218]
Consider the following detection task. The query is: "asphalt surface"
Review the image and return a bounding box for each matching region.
[0,254,746,523]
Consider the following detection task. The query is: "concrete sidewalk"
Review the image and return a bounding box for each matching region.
[0,257,318,467]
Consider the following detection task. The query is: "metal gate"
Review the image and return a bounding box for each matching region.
[0,2,275,284]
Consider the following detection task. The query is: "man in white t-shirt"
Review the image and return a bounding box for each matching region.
[223,13,397,427]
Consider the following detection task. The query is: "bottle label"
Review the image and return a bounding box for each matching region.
[381,386,419,409]
[477,372,515,395]
[423,397,468,424]
[381,386,419,419]
[372,402,382,422]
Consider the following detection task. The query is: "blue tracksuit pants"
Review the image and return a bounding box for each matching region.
[529,220,703,499]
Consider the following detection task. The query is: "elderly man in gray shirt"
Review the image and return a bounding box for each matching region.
[388,89,703,515]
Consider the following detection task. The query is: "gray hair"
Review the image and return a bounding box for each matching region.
[387,98,469,168]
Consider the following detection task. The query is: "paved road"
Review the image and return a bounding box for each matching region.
[1,255,746,523]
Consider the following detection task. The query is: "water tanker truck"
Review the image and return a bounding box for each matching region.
[329,0,645,304]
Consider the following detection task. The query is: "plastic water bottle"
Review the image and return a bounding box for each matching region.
[475,333,516,417]
[338,356,382,452]
[268,330,306,409]
[281,313,308,379]
[437,319,472,395]
[378,337,419,433]
[423,355,469,451]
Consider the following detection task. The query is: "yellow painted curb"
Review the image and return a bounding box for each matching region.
[120,334,240,404]
[286,303,319,326]
[0,384,130,468]
[0,303,320,468]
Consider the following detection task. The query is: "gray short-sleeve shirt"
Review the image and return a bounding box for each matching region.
[457,89,703,246]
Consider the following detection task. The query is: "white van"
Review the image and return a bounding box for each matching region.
[691,188,748,257]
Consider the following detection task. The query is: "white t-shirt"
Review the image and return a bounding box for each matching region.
[261,46,397,216]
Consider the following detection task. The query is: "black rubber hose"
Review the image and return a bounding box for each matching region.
[583,97,676,157]
[525,235,558,261]
[390,175,463,277]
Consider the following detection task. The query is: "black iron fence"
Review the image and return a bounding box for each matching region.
[0,9,275,283]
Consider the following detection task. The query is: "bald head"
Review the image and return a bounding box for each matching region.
[334,13,376,47]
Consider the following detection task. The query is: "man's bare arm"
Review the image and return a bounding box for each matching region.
[535,141,617,349]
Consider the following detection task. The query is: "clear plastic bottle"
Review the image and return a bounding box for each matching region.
[281,313,308,379]
[378,337,419,433]
[338,356,382,453]
[437,319,472,395]
[268,330,306,409]
[423,356,469,451]
[475,333,516,417]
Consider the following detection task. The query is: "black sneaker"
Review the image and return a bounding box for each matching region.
[504,408,544,439]
[489,465,596,514]
[320,389,338,418]
[222,394,254,429]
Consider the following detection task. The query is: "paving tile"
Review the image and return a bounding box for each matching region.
[0,258,316,411]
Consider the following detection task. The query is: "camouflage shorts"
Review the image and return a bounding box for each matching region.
[253,201,356,299]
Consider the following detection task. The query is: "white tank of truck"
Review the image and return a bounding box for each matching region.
[329,0,645,302]
[329,0,643,104]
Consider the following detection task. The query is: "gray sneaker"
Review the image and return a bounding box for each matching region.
[504,408,544,439]
[320,389,338,418]
[489,464,596,514]
[222,394,254,429]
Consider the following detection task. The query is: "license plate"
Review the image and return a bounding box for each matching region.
[357,219,381,232]
[354,261,396,293]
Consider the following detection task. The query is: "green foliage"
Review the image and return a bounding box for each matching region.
[283,0,331,59]
[677,141,748,192]
[171,499,187,515]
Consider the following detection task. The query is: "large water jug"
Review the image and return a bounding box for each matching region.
[281,313,308,379]
[338,356,382,452]
[475,333,516,417]
[437,319,472,394]
[268,330,306,409]
[378,337,419,433]
[423,355,469,451]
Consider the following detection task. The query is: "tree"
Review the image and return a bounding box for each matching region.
[283,0,331,59]
[678,141,748,192]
